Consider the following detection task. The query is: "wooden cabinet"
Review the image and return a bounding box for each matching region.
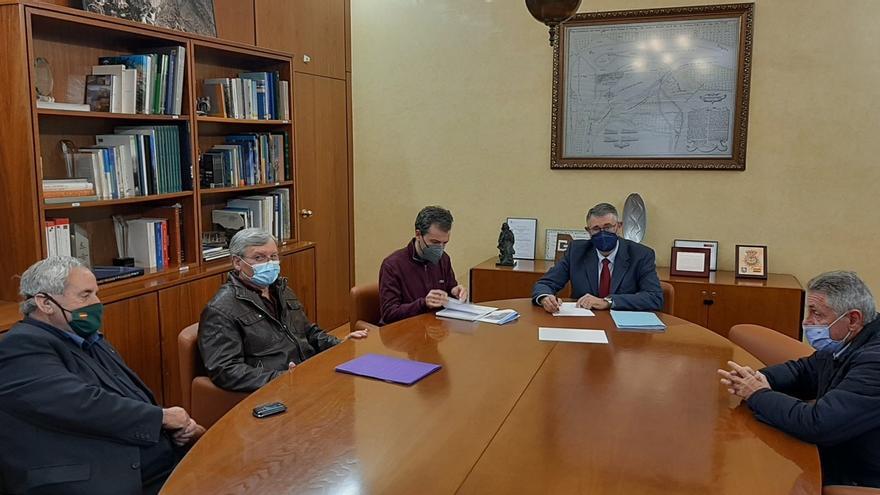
[255,0,346,79]
[103,293,163,403]
[658,268,805,339]
[294,73,351,330]
[469,257,804,339]
[157,274,223,407]
[213,0,256,45]
[281,246,317,322]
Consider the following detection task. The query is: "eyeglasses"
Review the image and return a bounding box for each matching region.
[243,254,280,264]
[586,224,618,236]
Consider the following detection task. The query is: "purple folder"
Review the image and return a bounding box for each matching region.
[335,354,442,385]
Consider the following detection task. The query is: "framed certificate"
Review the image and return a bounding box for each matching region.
[673,239,719,271]
[506,217,538,260]
[735,244,768,279]
[670,247,711,278]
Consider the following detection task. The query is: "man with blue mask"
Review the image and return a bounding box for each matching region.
[719,271,880,488]
[199,228,368,392]
[379,206,468,325]
[532,202,663,313]
[0,257,204,495]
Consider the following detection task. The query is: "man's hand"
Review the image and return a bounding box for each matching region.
[162,406,191,431]
[577,294,610,310]
[425,289,449,309]
[539,295,562,314]
[451,285,468,302]
[171,418,205,446]
[718,361,770,400]
[346,329,369,340]
[288,361,297,372]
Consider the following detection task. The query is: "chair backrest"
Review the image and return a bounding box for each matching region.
[177,323,203,412]
[350,282,381,332]
[729,324,813,367]
[660,281,675,314]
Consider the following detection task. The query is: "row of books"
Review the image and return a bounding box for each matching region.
[207,190,291,260]
[42,125,190,203]
[203,72,290,120]
[199,132,290,188]
[45,218,145,284]
[85,47,187,115]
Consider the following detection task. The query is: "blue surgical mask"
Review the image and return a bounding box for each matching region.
[803,312,851,352]
[591,230,618,253]
[242,259,281,287]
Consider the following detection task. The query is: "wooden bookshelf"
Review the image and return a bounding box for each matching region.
[42,191,194,210]
[196,116,290,125]
[37,109,186,120]
[200,181,293,196]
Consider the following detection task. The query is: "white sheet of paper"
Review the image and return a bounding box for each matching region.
[552,302,595,317]
[538,327,608,344]
[676,251,707,272]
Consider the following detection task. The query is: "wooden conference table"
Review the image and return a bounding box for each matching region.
[161,299,820,494]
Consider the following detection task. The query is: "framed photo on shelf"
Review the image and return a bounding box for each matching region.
[673,239,719,271]
[735,245,768,279]
[506,217,538,260]
[550,3,754,170]
[544,228,589,260]
[669,247,711,278]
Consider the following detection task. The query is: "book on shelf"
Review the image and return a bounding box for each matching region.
[42,178,96,199]
[92,265,145,284]
[98,46,185,115]
[35,100,90,112]
[200,133,288,188]
[45,218,72,258]
[125,217,168,270]
[84,74,114,112]
[210,189,291,242]
[201,72,290,120]
[92,64,137,114]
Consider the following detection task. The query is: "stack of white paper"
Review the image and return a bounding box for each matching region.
[552,302,595,317]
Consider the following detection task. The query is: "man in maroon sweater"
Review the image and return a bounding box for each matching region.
[379,206,468,325]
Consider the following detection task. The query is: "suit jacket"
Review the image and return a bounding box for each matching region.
[531,238,663,311]
[748,317,880,487]
[0,319,164,495]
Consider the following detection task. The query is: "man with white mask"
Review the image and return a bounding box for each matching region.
[199,228,367,393]
[719,270,880,488]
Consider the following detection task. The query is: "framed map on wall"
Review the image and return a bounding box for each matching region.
[550,3,754,170]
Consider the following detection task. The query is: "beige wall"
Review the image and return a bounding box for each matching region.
[351,0,880,296]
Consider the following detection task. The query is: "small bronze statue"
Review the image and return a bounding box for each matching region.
[497,222,516,266]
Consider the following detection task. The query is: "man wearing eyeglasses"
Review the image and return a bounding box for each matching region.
[532,202,663,313]
[199,228,368,392]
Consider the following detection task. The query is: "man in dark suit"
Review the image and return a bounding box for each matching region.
[532,203,663,313]
[0,257,204,495]
[719,271,880,488]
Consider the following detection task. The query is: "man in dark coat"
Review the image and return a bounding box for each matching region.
[0,257,204,495]
[720,271,880,488]
[199,228,368,393]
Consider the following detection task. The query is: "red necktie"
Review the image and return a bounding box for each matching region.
[598,258,611,298]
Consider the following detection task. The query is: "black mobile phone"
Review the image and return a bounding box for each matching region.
[252,401,287,418]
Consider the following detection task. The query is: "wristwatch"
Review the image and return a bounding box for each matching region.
[603,296,613,308]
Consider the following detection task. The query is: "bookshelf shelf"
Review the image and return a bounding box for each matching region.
[199,181,293,196]
[37,109,188,121]
[196,116,290,125]
[43,191,193,210]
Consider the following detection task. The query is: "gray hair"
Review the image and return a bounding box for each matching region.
[586,203,619,222]
[807,271,877,323]
[229,228,277,258]
[415,206,453,235]
[19,256,85,315]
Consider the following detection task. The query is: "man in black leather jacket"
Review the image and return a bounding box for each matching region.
[720,271,880,488]
[199,228,368,392]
